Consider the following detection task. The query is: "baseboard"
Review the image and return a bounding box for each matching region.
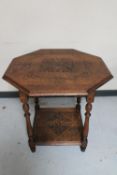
[0,91,19,98]
[0,90,117,98]
[96,90,117,96]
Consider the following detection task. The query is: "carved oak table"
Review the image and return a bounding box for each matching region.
[3,49,113,152]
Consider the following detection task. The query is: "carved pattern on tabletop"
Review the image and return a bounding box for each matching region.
[39,59,77,72]
[38,59,93,74]
[9,59,93,79]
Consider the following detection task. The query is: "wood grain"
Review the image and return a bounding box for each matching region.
[2,49,113,152]
[19,92,36,152]
[3,49,113,96]
[33,108,83,145]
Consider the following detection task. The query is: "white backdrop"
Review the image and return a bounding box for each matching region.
[0,0,116,91]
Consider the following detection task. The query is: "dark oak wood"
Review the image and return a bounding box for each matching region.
[2,49,113,152]
[19,92,36,152]
[81,90,95,151]
[3,49,113,96]
[33,108,83,145]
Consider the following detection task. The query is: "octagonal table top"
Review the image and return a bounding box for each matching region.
[3,49,113,96]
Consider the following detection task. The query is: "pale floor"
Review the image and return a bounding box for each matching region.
[0,97,117,175]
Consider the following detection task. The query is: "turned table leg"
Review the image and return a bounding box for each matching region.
[19,92,36,152]
[76,97,81,112]
[81,90,95,152]
[33,97,40,142]
[34,97,40,117]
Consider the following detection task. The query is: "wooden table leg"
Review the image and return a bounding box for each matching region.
[76,97,81,112]
[80,90,95,152]
[33,97,40,142]
[34,97,40,117]
[19,92,36,152]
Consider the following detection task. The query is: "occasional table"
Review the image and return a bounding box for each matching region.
[3,49,113,152]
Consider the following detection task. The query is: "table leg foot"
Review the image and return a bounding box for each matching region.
[80,137,88,152]
[29,138,36,152]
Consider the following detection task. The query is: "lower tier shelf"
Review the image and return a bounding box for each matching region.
[33,108,83,145]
